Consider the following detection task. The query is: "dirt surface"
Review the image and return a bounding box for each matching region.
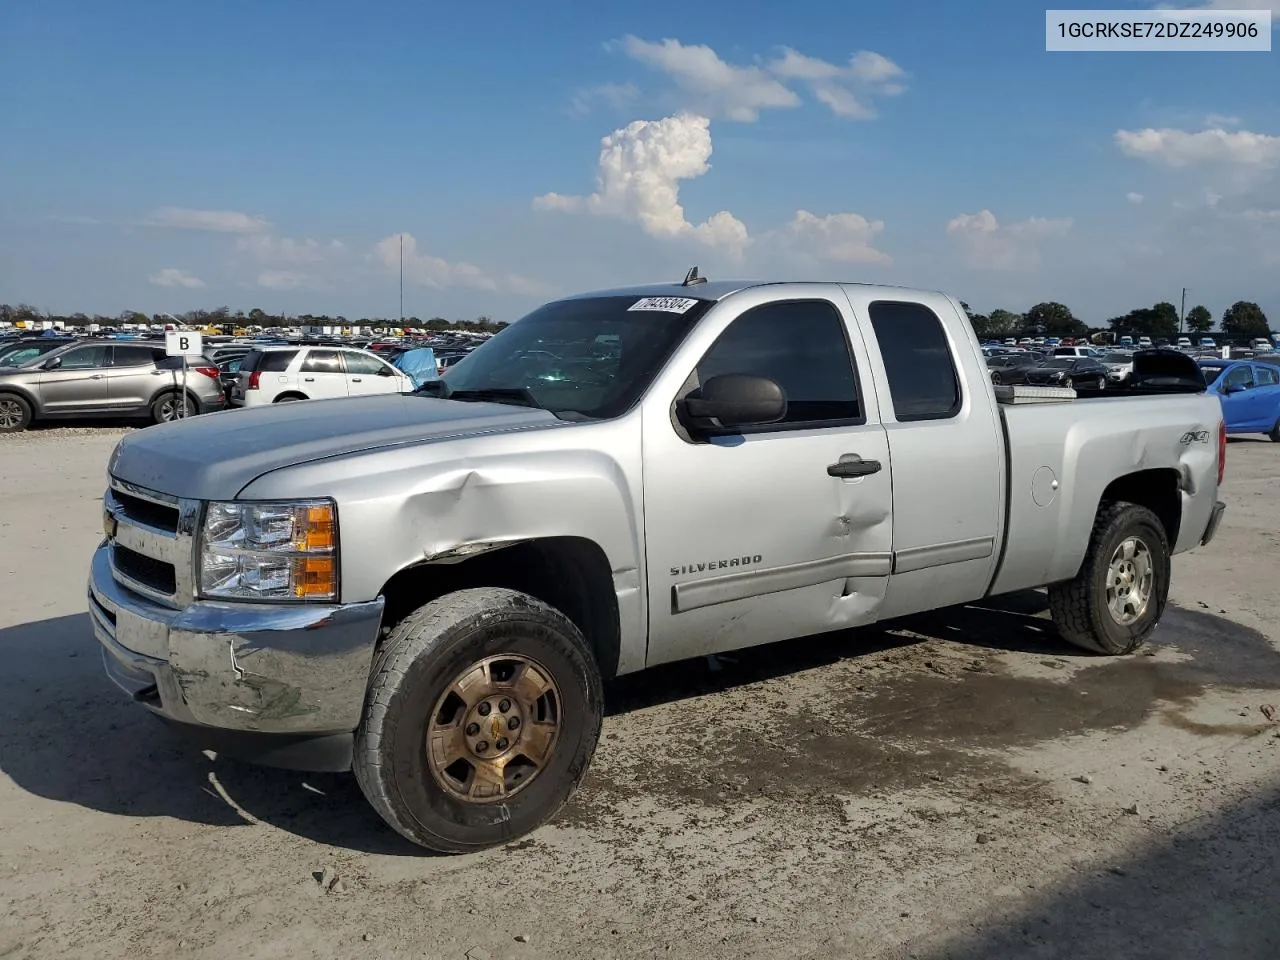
[2,427,1279,960]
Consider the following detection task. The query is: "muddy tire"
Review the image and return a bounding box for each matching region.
[0,393,32,433]
[353,587,603,853]
[1048,502,1170,655]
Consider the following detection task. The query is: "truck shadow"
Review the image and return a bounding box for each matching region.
[1,595,1276,858]
[908,777,1280,959]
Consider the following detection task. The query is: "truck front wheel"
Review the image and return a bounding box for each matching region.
[353,587,604,853]
[1048,502,1171,655]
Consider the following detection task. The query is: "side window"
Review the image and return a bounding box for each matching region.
[342,351,388,375]
[1254,365,1277,386]
[300,349,342,374]
[260,350,299,373]
[1224,366,1254,391]
[112,346,157,367]
[868,301,962,422]
[692,299,860,427]
[56,345,111,370]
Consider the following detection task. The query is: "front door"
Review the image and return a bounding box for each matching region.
[37,344,112,413]
[1219,364,1260,431]
[640,288,893,666]
[342,350,408,396]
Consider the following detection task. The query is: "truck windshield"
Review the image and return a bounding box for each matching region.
[431,295,714,419]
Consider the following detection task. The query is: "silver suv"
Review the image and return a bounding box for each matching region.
[0,341,227,432]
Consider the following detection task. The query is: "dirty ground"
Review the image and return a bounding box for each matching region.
[1,428,1278,959]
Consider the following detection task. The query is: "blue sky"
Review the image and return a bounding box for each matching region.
[3,0,1278,325]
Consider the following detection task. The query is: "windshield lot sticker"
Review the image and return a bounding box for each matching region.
[628,297,700,314]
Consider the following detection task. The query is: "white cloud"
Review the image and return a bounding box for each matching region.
[613,36,800,122]
[1243,208,1280,221]
[946,210,1072,270]
[533,113,750,255]
[786,210,891,264]
[1127,191,1145,204]
[609,36,907,122]
[143,206,271,233]
[148,268,205,288]
[1115,126,1280,167]
[372,233,549,295]
[570,82,641,116]
[767,48,907,120]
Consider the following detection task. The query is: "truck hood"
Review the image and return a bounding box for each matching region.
[108,395,560,500]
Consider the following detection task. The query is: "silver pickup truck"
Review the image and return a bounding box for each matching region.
[89,278,1227,852]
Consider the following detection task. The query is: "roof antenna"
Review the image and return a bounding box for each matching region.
[682,265,707,286]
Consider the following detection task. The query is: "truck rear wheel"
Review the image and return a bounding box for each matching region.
[1048,502,1170,655]
[353,587,603,853]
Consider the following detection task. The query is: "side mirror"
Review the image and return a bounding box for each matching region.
[42,356,62,370]
[679,374,786,434]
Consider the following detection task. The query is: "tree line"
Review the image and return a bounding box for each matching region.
[0,304,509,334]
[962,299,1272,342]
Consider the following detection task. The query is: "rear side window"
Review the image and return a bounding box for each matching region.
[300,349,342,374]
[868,301,962,422]
[113,345,160,367]
[260,350,299,372]
[1254,365,1277,386]
[693,299,861,427]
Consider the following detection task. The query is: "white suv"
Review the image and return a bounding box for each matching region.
[231,346,414,407]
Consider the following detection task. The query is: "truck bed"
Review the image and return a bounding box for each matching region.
[988,391,1222,598]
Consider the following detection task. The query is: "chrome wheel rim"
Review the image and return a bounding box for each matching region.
[0,399,23,429]
[1106,536,1153,625]
[426,654,562,804]
[159,398,188,421]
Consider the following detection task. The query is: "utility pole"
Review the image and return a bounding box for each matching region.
[1180,287,1186,334]
[399,233,404,325]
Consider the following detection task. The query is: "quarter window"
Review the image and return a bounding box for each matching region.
[258,350,298,373]
[691,299,861,427]
[868,301,962,421]
[1255,365,1277,386]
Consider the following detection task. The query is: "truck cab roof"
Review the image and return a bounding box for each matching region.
[557,279,948,304]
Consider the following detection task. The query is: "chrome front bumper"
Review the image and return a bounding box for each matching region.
[88,542,384,736]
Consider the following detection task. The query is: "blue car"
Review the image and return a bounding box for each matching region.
[1199,359,1280,442]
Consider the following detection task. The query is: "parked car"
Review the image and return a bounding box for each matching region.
[1025,356,1110,390]
[1198,359,1280,441]
[230,346,415,406]
[986,353,1041,384]
[1100,351,1135,383]
[91,277,1227,853]
[0,337,79,368]
[1051,345,1098,358]
[0,342,225,432]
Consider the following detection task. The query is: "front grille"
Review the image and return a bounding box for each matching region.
[112,544,177,596]
[112,489,180,533]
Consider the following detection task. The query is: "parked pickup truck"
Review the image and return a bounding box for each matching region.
[89,278,1227,853]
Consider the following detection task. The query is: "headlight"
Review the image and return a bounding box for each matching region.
[199,499,338,601]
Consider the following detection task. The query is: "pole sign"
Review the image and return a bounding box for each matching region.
[165,331,203,357]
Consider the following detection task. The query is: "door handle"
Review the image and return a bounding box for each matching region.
[828,457,882,478]
[304,377,315,382]
[89,374,105,380]
[351,377,362,382]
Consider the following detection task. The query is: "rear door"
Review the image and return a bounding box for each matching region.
[1253,364,1280,432]
[37,344,112,413]
[841,290,1005,620]
[298,349,350,399]
[107,345,166,411]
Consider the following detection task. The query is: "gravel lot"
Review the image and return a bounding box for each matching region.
[2,425,1279,960]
